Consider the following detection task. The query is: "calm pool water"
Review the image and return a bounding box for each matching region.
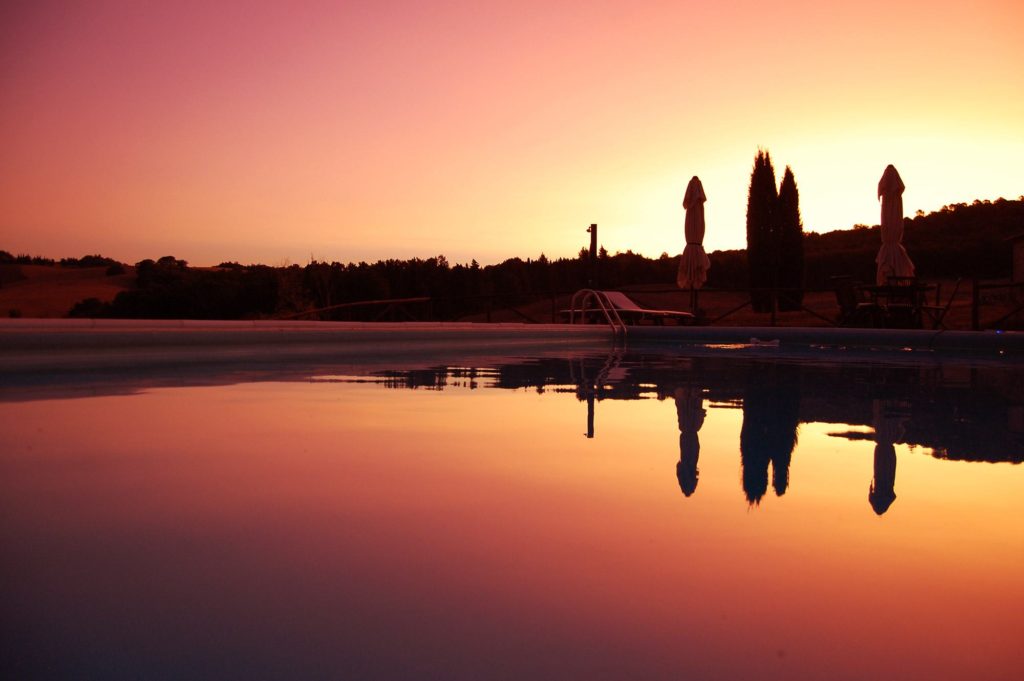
[2,351,1023,680]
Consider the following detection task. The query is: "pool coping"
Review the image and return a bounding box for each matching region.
[1,318,1021,373]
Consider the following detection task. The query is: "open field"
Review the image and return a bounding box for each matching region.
[0,265,136,318]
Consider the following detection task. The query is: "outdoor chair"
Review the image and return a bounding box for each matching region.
[879,277,920,328]
[831,276,880,327]
[881,276,956,329]
[920,277,962,329]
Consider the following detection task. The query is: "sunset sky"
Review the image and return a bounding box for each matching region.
[2,0,1022,267]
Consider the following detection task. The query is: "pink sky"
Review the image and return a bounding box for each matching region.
[2,0,1022,266]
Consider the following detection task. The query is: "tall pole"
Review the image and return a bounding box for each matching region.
[971,278,980,331]
[587,223,598,288]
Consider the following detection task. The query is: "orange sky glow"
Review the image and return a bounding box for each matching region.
[2,0,1022,266]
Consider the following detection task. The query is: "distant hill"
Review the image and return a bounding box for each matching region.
[799,197,1024,286]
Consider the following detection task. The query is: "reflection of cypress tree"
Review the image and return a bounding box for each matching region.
[777,166,805,311]
[770,429,795,496]
[740,364,800,505]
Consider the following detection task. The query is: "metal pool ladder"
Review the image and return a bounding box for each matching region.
[568,289,627,337]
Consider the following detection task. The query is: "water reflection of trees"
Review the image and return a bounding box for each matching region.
[377,354,1023,462]
[371,353,1024,507]
[740,364,800,505]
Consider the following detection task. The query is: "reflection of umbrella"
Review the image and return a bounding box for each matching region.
[869,399,903,515]
[677,176,711,296]
[876,164,915,285]
[674,386,705,497]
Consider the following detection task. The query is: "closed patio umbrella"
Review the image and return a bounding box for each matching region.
[876,164,915,285]
[677,176,711,309]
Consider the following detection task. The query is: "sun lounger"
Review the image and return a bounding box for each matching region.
[563,290,695,326]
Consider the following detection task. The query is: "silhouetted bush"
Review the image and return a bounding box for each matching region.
[61,254,122,268]
[156,255,187,269]
[68,298,107,317]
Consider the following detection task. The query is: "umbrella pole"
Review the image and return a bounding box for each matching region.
[586,393,595,439]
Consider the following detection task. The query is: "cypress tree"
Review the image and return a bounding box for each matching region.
[745,150,777,312]
[777,166,805,311]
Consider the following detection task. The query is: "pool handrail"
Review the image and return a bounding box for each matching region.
[569,289,627,336]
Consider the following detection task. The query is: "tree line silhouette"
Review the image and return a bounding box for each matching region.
[0,252,123,268]
[1,196,1019,320]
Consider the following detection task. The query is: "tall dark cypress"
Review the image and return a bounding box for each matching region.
[777,166,805,311]
[745,150,777,312]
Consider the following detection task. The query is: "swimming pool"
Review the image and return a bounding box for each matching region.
[2,326,1022,680]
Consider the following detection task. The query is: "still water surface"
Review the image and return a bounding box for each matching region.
[2,352,1022,680]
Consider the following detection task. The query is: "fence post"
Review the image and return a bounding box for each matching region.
[587,224,598,288]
